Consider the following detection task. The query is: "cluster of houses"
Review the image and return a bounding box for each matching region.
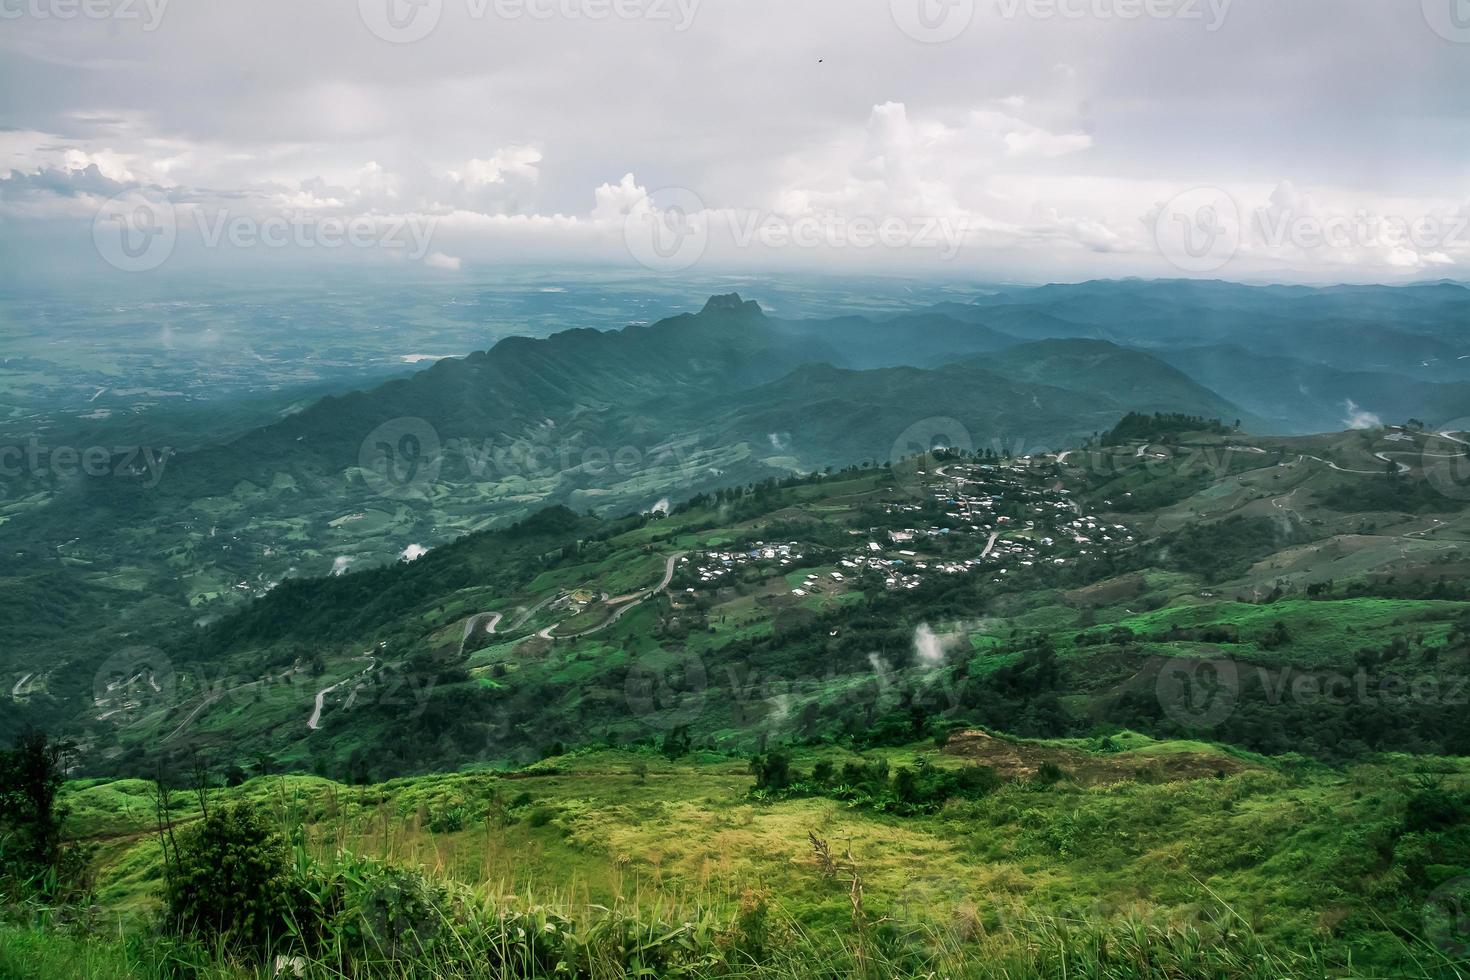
[680,541,807,587]
[675,462,1133,601]
[911,462,1134,583]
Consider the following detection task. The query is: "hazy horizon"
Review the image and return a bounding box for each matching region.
[3,0,1467,286]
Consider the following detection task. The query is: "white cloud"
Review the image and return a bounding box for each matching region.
[913,623,945,668]
[447,147,542,187]
[591,173,650,223]
[1342,400,1383,430]
[424,251,462,271]
[0,0,1466,286]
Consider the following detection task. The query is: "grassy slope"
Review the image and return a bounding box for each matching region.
[33,737,1470,977]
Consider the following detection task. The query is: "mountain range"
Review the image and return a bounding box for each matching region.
[6,278,1470,750]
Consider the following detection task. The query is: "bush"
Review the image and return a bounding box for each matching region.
[334,860,454,964]
[163,802,301,954]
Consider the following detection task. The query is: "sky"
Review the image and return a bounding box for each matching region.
[1,0,1468,284]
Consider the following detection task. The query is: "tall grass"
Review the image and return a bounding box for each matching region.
[4,909,1466,979]
[7,779,1467,979]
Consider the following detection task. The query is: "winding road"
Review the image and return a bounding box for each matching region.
[164,666,295,742]
[537,551,687,642]
[458,611,503,656]
[1270,487,1302,513]
[307,657,379,731]
[1299,432,1470,476]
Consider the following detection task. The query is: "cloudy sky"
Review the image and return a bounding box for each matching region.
[1,0,1467,283]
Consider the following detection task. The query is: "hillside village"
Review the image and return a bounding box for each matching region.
[676,459,1135,600]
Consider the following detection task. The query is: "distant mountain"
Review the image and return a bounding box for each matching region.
[75,297,1246,513]
[774,310,1019,369]
[942,279,1470,384]
[1155,345,1470,434]
[977,339,1256,425]
[704,341,1248,466]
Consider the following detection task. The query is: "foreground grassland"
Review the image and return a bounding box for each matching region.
[4,736,1470,978]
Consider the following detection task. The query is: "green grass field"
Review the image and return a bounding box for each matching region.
[5,736,1467,978]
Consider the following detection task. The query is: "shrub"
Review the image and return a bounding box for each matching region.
[334,860,454,964]
[163,802,301,954]
[1405,782,1470,833]
[750,751,793,792]
[427,804,468,834]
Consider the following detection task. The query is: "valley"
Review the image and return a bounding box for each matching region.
[6,283,1470,977]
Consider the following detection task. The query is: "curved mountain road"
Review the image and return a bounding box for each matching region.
[458,611,503,656]
[307,657,379,731]
[165,666,296,742]
[538,552,687,642]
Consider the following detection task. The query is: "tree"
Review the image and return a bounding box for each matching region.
[659,725,692,759]
[749,750,792,791]
[0,729,74,876]
[164,802,299,953]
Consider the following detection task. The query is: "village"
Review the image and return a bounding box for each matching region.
[674,460,1135,602]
